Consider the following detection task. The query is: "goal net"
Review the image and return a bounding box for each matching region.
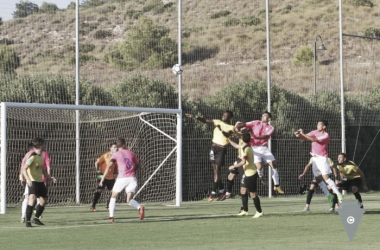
[0,103,181,214]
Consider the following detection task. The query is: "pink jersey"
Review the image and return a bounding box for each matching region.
[21,150,51,183]
[245,120,274,147]
[111,149,139,178]
[306,130,330,157]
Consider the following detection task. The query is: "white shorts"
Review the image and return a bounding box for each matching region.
[112,177,137,194]
[312,156,331,177]
[252,146,275,163]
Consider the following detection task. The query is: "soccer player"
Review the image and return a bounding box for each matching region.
[294,119,343,203]
[99,138,144,222]
[235,111,284,194]
[299,156,339,212]
[336,153,368,209]
[227,132,263,218]
[185,111,236,201]
[21,138,56,227]
[19,139,51,223]
[90,142,118,211]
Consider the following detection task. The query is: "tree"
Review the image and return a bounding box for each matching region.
[0,45,20,74]
[0,17,3,26]
[13,1,39,18]
[81,0,108,8]
[105,16,177,71]
[39,2,59,14]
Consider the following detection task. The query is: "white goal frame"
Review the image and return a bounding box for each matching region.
[0,102,182,214]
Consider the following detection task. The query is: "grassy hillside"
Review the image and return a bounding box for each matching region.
[0,0,379,100]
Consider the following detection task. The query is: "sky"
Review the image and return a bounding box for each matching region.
[0,0,77,21]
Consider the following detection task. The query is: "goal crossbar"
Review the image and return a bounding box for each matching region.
[0,102,182,214]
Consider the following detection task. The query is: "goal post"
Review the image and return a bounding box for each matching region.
[0,102,182,214]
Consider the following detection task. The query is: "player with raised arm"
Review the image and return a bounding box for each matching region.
[235,111,284,194]
[336,153,368,209]
[99,138,144,222]
[90,142,118,212]
[185,111,236,201]
[227,132,263,218]
[21,138,56,227]
[299,156,339,212]
[295,119,343,203]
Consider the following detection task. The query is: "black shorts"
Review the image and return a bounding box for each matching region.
[97,178,115,190]
[230,159,244,175]
[28,181,48,198]
[210,145,227,167]
[337,178,361,190]
[241,173,258,192]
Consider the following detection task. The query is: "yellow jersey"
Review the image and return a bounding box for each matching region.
[212,120,235,146]
[242,145,256,177]
[26,153,44,182]
[337,161,360,180]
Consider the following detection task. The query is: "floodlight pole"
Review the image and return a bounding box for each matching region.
[339,0,346,153]
[75,0,81,204]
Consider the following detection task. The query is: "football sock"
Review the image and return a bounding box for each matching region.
[92,191,101,208]
[109,198,116,217]
[241,193,248,212]
[333,193,338,208]
[271,168,279,186]
[26,205,34,222]
[213,182,218,194]
[129,199,140,210]
[106,197,111,208]
[227,179,234,193]
[21,198,28,219]
[253,196,262,213]
[217,180,224,191]
[35,204,45,218]
[318,181,330,196]
[353,192,362,204]
[306,189,314,205]
[325,178,340,195]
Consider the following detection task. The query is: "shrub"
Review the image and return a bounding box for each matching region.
[94,29,112,39]
[81,0,107,8]
[222,18,240,27]
[67,2,76,10]
[292,45,314,67]
[0,38,14,45]
[125,9,143,19]
[241,16,261,26]
[69,54,96,65]
[210,10,231,19]
[39,2,59,14]
[364,27,380,38]
[13,1,39,18]
[0,45,20,74]
[344,0,374,7]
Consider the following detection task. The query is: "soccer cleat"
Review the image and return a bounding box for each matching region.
[32,217,45,226]
[105,206,109,210]
[238,206,244,214]
[274,186,284,194]
[217,193,227,201]
[337,193,344,203]
[236,210,249,216]
[20,218,25,223]
[90,207,97,212]
[139,206,145,220]
[303,206,310,212]
[327,194,334,208]
[252,211,264,219]
[26,222,32,228]
[208,194,215,202]
[326,208,335,214]
[107,217,115,223]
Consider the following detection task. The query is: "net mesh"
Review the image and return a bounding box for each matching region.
[2,108,178,207]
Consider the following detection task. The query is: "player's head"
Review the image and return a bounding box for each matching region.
[116,138,126,149]
[110,141,118,153]
[32,137,44,149]
[242,132,251,144]
[338,153,347,164]
[317,119,328,131]
[27,141,33,150]
[261,111,272,122]
[222,110,233,123]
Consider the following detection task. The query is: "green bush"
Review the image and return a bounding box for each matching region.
[13,1,39,18]
[210,10,231,19]
[364,27,380,38]
[81,43,96,53]
[281,5,292,14]
[69,54,97,65]
[241,16,261,26]
[81,0,107,8]
[292,45,314,67]
[125,9,143,19]
[94,29,112,39]
[222,18,240,27]
[0,45,20,74]
[142,0,162,12]
[105,16,177,71]
[67,2,76,10]
[0,38,14,45]
[344,0,374,7]
[0,17,3,26]
[97,5,116,14]
[39,2,59,14]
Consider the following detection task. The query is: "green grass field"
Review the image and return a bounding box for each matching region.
[1,193,380,250]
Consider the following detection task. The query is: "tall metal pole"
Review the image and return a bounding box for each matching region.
[266,0,272,198]
[75,0,81,204]
[339,0,346,153]
[176,0,183,206]
[0,103,7,214]
[313,40,317,95]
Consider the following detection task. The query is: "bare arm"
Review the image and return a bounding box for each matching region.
[227,138,242,149]
[95,160,100,170]
[229,159,245,170]
[295,129,317,142]
[42,168,56,183]
[299,163,312,179]
[21,164,32,187]
[185,113,213,124]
